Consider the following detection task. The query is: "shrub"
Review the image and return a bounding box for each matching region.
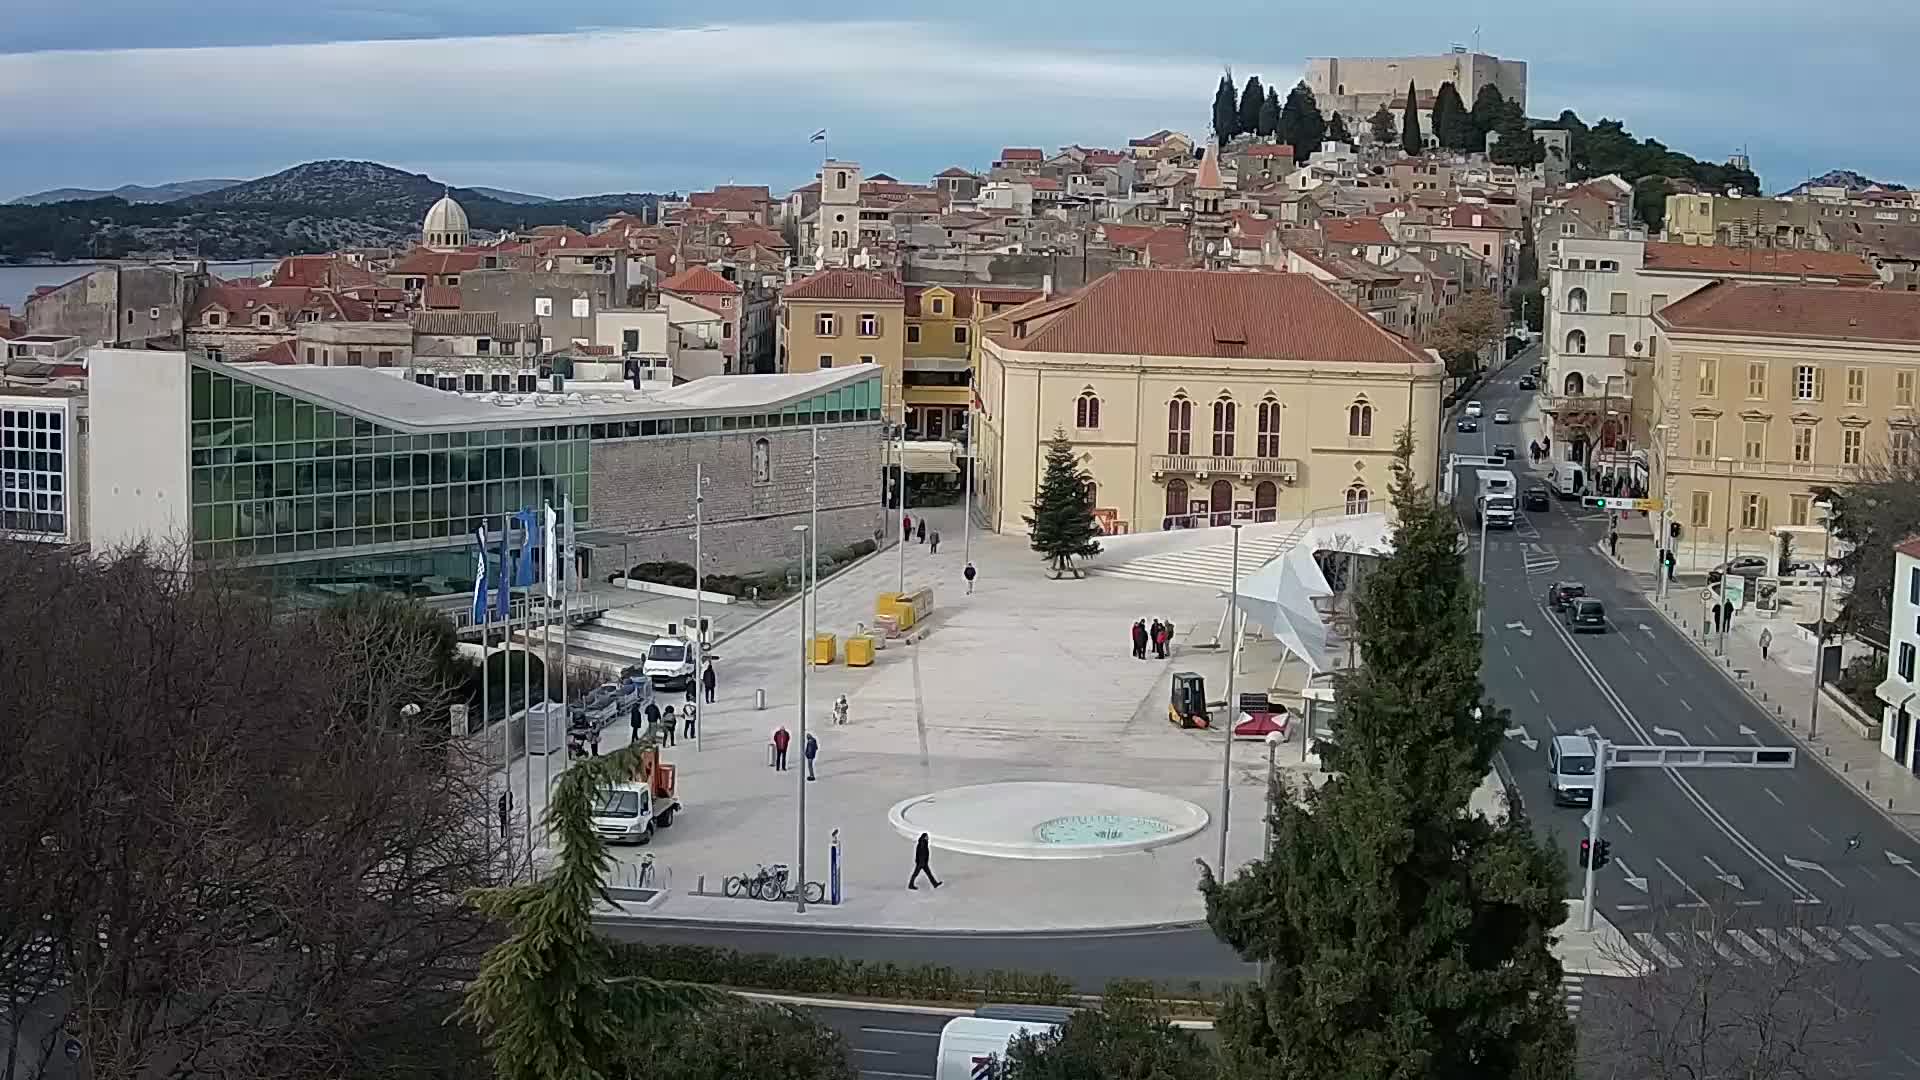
[1835,653,1887,715]
[625,560,697,589]
[612,942,1077,1005]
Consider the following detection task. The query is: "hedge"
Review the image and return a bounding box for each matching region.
[612,941,1078,1005]
[619,539,883,602]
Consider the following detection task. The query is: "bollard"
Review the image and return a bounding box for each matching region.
[697,874,706,895]
[755,688,767,710]
[1866,779,1872,792]
[1843,761,1849,772]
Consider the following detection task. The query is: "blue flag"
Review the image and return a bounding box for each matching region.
[514,508,540,587]
[471,527,489,625]
[494,515,512,620]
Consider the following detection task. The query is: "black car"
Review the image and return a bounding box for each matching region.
[1564,597,1607,633]
[1546,581,1587,611]
[1518,375,1536,390]
[1457,417,1479,432]
[1522,485,1550,511]
[1494,443,1517,460]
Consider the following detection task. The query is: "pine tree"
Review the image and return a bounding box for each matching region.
[1400,80,1424,156]
[1201,429,1574,1080]
[1470,83,1509,152]
[1433,81,1474,151]
[1278,81,1326,164]
[1368,103,1397,146]
[1212,74,1239,144]
[1024,429,1103,577]
[1238,76,1266,142]
[1325,111,1351,144]
[1516,229,1540,283]
[1258,86,1281,137]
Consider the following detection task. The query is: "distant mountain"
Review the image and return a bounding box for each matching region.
[10,179,242,206]
[1778,169,1909,196]
[468,186,552,205]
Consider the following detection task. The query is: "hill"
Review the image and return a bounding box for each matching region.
[10,179,242,206]
[1778,169,1908,197]
[0,160,663,262]
[468,186,552,205]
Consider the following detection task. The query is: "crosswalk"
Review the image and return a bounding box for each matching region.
[1561,974,1585,1018]
[1090,523,1308,590]
[1623,921,1920,972]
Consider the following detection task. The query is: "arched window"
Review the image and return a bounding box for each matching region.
[1566,329,1587,354]
[1164,478,1188,528]
[1256,397,1281,457]
[1346,484,1371,515]
[1563,372,1585,396]
[1348,399,1373,437]
[1212,395,1237,456]
[1166,395,1192,454]
[1210,480,1234,527]
[1075,390,1101,430]
[1566,287,1588,313]
[1254,481,1278,522]
[1084,479,1099,509]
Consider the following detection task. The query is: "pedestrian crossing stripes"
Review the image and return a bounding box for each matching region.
[1627,922,1920,970]
[1561,974,1584,1018]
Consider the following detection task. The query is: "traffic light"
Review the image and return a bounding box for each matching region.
[1578,839,1591,868]
[1594,840,1612,870]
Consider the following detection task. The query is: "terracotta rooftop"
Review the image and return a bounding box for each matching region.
[1654,281,1920,345]
[992,268,1430,364]
[1241,143,1297,159]
[421,285,462,310]
[1195,144,1223,190]
[1642,242,1878,282]
[998,148,1044,161]
[935,166,976,179]
[1896,536,1920,561]
[660,265,741,295]
[270,255,379,290]
[1323,218,1394,247]
[389,249,486,275]
[783,268,904,302]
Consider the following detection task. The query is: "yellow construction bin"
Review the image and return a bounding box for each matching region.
[875,592,904,619]
[875,592,916,630]
[845,635,875,667]
[811,632,838,665]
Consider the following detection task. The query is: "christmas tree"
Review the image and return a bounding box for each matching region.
[1024,429,1103,578]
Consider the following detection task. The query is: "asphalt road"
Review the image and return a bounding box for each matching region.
[1458,351,1920,1075]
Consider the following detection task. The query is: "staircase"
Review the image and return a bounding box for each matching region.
[508,606,686,675]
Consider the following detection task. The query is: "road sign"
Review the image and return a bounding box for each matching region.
[1580,496,1663,512]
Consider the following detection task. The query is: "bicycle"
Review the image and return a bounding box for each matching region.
[723,862,789,901]
[776,879,826,904]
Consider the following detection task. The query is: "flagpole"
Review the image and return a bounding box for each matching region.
[693,464,706,752]
[518,512,534,868]
[963,386,974,565]
[541,503,557,806]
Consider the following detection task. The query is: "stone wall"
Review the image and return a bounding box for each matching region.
[587,423,884,575]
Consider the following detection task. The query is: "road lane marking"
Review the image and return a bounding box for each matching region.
[1655,672,1670,685]
[859,1028,946,1039]
[1700,724,1717,741]
[1727,930,1774,962]
[1529,688,1541,703]
[1695,930,1745,964]
[858,1071,933,1080]
[1850,926,1902,958]
[1678,697,1694,712]
[1818,927,1872,960]
[1656,857,1710,907]
[1807,824,1831,843]
[1787,928,1841,962]
[1615,814,1634,834]
[1755,928,1808,962]
[1514,664,1525,679]
[854,1048,904,1057]
[1633,649,1649,664]
[1876,923,1920,956]
[1765,787,1785,806]
[1635,932,1681,967]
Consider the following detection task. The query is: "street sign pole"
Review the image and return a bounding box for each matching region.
[1582,738,1608,931]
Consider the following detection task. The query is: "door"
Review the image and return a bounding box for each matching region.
[1254,481,1277,522]
[1210,480,1233,527]
[1897,707,1911,769]
[1163,479,1188,529]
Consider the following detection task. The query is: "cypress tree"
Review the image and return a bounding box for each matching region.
[1326,111,1351,145]
[1434,81,1474,151]
[1400,80,1424,156]
[1368,104,1397,146]
[1238,76,1266,141]
[1278,81,1326,164]
[1024,429,1103,577]
[1470,83,1509,151]
[1201,429,1575,1080]
[1213,74,1239,144]
[1259,86,1281,138]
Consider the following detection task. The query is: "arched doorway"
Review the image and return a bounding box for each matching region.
[1254,481,1278,523]
[1564,372,1585,396]
[1164,478,1188,529]
[1210,480,1233,527]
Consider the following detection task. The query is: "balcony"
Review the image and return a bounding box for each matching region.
[1150,454,1300,483]
[1661,456,1861,484]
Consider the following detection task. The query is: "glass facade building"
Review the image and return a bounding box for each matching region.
[0,400,72,540]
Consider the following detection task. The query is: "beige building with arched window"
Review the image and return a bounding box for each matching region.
[974,269,1445,535]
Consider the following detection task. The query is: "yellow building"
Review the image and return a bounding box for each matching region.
[975,268,1445,535]
[776,269,906,421]
[902,283,1044,440]
[1652,281,1920,565]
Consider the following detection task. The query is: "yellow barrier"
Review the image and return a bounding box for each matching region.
[811,632,838,665]
[845,635,875,667]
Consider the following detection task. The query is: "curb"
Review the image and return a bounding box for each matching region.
[593,911,1213,938]
[736,990,1220,1028]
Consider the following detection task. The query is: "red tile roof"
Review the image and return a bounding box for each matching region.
[1085,151,1126,166]
[998,148,1043,161]
[1323,218,1394,247]
[389,249,486,275]
[992,269,1429,363]
[1445,205,1512,229]
[660,265,741,295]
[1242,143,1296,159]
[936,166,976,179]
[1029,177,1061,191]
[690,189,767,213]
[251,340,300,365]
[783,268,904,302]
[1641,242,1878,282]
[1655,281,1920,345]
[1896,536,1920,561]
[1195,146,1223,190]
[422,285,462,310]
[270,255,379,290]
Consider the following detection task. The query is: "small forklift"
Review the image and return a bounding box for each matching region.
[1169,671,1211,729]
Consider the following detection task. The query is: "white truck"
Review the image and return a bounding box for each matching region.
[1475,469,1517,529]
[642,634,696,691]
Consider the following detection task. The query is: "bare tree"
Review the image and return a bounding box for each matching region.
[0,543,499,1080]
[1582,903,1871,1080]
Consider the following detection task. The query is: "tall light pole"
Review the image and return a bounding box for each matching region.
[692,465,706,751]
[1652,423,1669,600]
[897,421,908,592]
[793,522,812,913]
[1810,500,1834,739]
[962,392,975,565]
[1216,521,1243,879]
[1717,456,1735,655]
[1475,503,1489,635]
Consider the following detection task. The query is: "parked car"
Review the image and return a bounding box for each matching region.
[1493,409,1512,424]
[1494,443,1517,460]
[1564,597,1608,633]
[1518,376,1536,390]
[1522,485,1551,511]
[1464,400,1484,418]
[1546,581,1587,611]
[1706,556,1770,585]
[1457,417,1479,433]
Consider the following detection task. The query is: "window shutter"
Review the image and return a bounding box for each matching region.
[1814,366,1826,401]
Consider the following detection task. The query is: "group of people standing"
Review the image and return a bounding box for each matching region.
[1130,618,1175,660]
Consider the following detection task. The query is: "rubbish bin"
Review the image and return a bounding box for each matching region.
[846,635,875,667]
[811,632,838,665]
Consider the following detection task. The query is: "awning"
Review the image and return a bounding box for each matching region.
[1874,675,1916,710]
[900,441,961,476]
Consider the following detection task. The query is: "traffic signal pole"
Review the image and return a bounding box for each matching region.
[1581,738,1608,932]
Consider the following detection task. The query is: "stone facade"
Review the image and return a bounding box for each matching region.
[26,265,202,348]
[587,422,884,575]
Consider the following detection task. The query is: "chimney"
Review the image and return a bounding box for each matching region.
[1042,273,1054,298]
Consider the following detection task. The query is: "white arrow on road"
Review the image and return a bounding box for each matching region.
[1702,854,1746,892]
[1652,726,1688,742]
[1783,854,1846,890]
[1638,622,1656,635]
[1505,621,1534,638]
[1738,724,1760,743]
[1504,725,1538,751]
[1615,860,1649,893]
[1887,852,1920,880]
[1575,725,1599,738]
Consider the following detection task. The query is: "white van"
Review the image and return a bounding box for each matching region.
[1549,733,1598,806]
[1550,461,1585,499]
[934,1016,1062,1080]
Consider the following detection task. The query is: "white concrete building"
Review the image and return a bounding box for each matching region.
[1879,539,1920,772]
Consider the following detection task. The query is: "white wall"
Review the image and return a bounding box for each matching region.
[87,348,191,553]
[596,307,669,354]
[1882,550,1920,767]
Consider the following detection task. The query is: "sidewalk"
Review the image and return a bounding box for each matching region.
[1598,536,1920,838]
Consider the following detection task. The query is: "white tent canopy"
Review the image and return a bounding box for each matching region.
[1219,512,1394,676]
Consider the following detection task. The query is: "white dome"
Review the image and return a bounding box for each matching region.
[422,194,470,249]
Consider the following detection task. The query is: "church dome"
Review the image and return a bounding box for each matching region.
[423,194,470,249]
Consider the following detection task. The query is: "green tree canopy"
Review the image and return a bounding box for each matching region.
[1400,81,1424,156]
[1278,81,1327,164]
[1201,429,1574,1080]
[1633,175,1674,231]
[1433,81,1474,151]
[1516,230,1540,283]
[1024,428,1103,576]
[636,1001,854,1080]
[1469,83,1512,149]
[1239,75,1267,141]
[1368,103,1397,146]
[1326,111,1351,144]
[1213,74,1239,144]
[1001,984,1218,1079]
[1259,86,1281,137]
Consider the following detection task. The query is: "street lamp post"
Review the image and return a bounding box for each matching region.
[792,522,812,913]
[692,465,706,751]
[1216,522,1243,880]
[1475,501,1489,635]
[1810,501,1834,739]
[896,424,908,592]
[1717,457,1735,655]
[1652,423,1669,600]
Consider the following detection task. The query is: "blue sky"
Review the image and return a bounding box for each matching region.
[2,2,1912,200]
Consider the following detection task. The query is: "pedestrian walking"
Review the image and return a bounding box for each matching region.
[1664,549,1677,581]
[702,659,717,703]
[629,702,644,743]
[908,831,942,890]
[1721,598,1735,631]
[589,726,602,757]
[1148,619,1163,659]
[644,699,661,739]
[833,693,849,725]
[804,732,818,781]
[773,725,791,770]
[1760,627,1773,661]
[916,519,927,544]
[683,704,695,739]
[930,530,941,554]
[1607,527,1619,558]
[902,513,912,539]
[1711,602,1723,634]
[1162,619,1175,657]
[661,705,676,746]
[964,562,977,594]
[684,674,697,705]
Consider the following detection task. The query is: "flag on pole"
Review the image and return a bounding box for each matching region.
[493,516,512,620]
[562,494,578,592]
[514,508,539,587]
[542,502,559,600]
[809,129,828,143]
[471,528,490,625]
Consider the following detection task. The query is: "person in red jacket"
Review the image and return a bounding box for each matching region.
[772,725,791,771]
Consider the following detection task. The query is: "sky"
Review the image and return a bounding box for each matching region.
[1,1,1914,202]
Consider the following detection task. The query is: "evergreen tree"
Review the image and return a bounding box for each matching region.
[1400,80,1424,156]
[1024,428,1103,577]
[1368,103,1397,146]
[1213,74,1239,144]
[1238,75,1266,141]
[1489,105,1545,168]
[1516,229,1540,283]
[1326,111,1351,144]
[1278,80,1326,164]
[1470,83,1510,151]
[1259,86,1281,137]
[1002,983,1216,1079]
[1433,81,1474,151]
[1201,429,1574,1080]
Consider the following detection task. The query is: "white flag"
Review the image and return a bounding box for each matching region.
[543,502,558,599]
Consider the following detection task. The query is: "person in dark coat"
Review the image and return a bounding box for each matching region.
[916,519,927,544]
[1149,619,1165,659]
[772,725,791,770]
[1721,598,1735,632]
[702,659,717,703]
[964,562,977,594]
[1131,620,1148,659]
[908,832,941,889]
[1711,601,1724,634]
[929,530,941,554]
[643,700,661,740]
[661,705,676,746]
[804,732,818,780]
[629,702,645,744]
[498,790,512,838]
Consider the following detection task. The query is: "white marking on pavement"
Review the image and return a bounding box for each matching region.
[1888,851,1920,880]
[1635,932,1681,967]
[1703,854,1745,891]
[1850,926,1902,958]
[1633,649,1649,664]
[1875,923,1920,956]
[1693,930,1745,964]
[854,1048,904,1057]
[1819,927,1872,961]
[859,1028,948,1039]
[1807,824,1831,844]
[1615,815,1635,835]
[859,1071,934,1080]
[1784,854,1845,889]
[1504,725,1538,751]
[1755,928,1807,962]
[1502,643,1512,657]
[1505,621,1533,638]
[1529,688,1541,703]
[1615,903,1649,911]
[1700,724,1717,741]
[1677,698,1694,712]
[1655,672,1670,685]
[1616,859,1648,891]
[1653,725,1688,740]
[1727,929,1774,962]
[1656,857,1710,906]
[1786,928,1841,962]
[1738,724,1759,742]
